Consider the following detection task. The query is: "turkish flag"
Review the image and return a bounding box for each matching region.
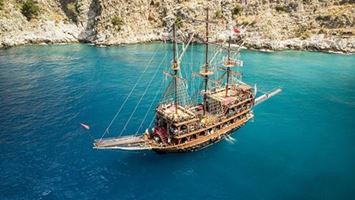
[233,27,241,34]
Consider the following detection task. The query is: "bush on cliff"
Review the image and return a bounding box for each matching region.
[316,15,331,21]
[275,5,287,12]
[112,16,124,31]
[232,4,243,16]
[215,10,222,19]
[275,3,298,13]
[295,25,310,40]
[0,0,4,10]
[21,0,40,21]
[340,0,354,4]
[175,16,183,28]
[67,2,79,19]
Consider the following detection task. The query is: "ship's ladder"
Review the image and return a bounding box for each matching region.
[154,127,168,144]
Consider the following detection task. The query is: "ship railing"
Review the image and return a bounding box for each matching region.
[173,109,252,140]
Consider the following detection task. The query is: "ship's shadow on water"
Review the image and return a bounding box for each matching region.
[102,139,227,174]
[107,143,222,166]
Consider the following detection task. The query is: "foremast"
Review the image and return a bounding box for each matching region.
[172,23,179,114]
[220,33,243,97]
[225,36,232,97]
[200,8,213,115]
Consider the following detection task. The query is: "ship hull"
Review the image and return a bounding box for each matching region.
[152,115,251,153]
[153,129,235,153]
[94,113,252,153]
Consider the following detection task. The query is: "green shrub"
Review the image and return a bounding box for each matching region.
[275,5,287,12]
[288,2,298,12]
[150,0,160,7]
[295,25,310,39]
[340,0,354,4]
[0,0,4,10]
[215,10,222,19]
[232,4,243,15]
[175,16,183,28]
[249,20,256,26]
[67,2,79,17]
[275,3,299,13]
[21,0,40,21]
[303,0,312,4]
[318,28,326,34]
[316,15,331,21]
[300,32,310,40]
[112,16,124,31]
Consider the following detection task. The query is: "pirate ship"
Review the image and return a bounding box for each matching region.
[93,9,281,153]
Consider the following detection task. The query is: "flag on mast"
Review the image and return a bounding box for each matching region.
[233,27,241,34]
[229,26,241,37]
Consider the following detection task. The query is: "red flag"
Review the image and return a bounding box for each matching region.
[80,123,90,130]
[233,27,241,34]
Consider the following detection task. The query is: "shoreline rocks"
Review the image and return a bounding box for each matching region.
[1,32,354,55]
[0,0,354,54]
[243,35,355,54]
[0,21,80,48]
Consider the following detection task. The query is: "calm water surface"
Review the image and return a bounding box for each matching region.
[0,43,354,199]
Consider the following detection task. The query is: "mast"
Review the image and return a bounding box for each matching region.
[203,8,209,115]
[225,36,231,97]
[172,23,178,114]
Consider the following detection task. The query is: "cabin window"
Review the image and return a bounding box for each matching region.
[181,138,187,143]
[181,125,187,134]
[192,134,197,140]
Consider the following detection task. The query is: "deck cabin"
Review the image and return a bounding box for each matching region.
[151,84,255,146]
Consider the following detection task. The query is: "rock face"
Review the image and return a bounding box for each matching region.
[0,0,80,47]
[0,0,354,53]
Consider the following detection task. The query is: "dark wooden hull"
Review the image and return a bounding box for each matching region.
[94,112,252,152]
[152,117,249,153]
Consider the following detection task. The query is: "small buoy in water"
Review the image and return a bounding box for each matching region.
[80,123,90,130]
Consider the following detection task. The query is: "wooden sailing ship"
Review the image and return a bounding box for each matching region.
[93,9,281,153]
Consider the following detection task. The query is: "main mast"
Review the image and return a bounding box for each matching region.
[225,36,231,97]
[203,8,209,115]
[172,23,179,114]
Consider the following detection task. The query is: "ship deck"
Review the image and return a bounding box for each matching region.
[93,135,151,151]
[157,104,196,122]
[208,85,252,105]
[153,112,254,152]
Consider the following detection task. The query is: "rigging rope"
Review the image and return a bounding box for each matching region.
[135,78,165,134]
[99,43,164,141]
[135,50,168,134]
[119,49,168,136]
[148,109,156,130]
[190,42,195,104]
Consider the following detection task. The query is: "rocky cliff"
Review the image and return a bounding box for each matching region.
[0,0,354,53]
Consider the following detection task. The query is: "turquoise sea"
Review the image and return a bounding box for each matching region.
[0,43,354,199]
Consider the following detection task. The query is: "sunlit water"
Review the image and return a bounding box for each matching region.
[0,43,354,199]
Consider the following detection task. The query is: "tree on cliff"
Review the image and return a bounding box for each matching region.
[21,0,40,21]
[0,0,4,10]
